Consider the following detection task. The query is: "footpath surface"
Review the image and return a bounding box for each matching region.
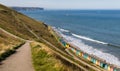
[0,42,34,71]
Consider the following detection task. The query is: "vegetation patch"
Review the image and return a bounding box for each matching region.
[0,4,65,51]
[31,42,64,71]
[0,42,25,61]
[0,27,25,61]
[31,42,84,71]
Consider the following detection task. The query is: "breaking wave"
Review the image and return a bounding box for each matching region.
[53,27,120,67]
[63,34,120,66]
[58,28,70,32]
[72,33,107,45]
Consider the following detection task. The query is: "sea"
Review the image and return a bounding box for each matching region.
[20,10,120,67]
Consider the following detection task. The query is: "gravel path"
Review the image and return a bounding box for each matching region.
[0,42,34,71]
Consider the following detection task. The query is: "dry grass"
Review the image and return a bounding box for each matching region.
[31,41,65,71]
[0,4,66,62]
[0,29,23,53]
[0,4,83,71]
[0,4,65,51]
[31,41,84,71]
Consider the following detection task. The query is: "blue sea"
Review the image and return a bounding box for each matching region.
[20,10,120,66]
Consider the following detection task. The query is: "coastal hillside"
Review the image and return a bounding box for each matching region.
[0,4,25,59]
[0,4,84,71]
[2,3,114,71]
[12,7,44,11]
[0,27,24,61]
[0,28,23,51]
[0,3,64,59]
[0,4,63,49]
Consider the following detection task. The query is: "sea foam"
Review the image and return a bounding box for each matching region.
[72,33,107,45]
[63,34,120,66]
[58,28,69,32]
[55,27,120,67]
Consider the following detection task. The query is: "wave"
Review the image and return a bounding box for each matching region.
[72,33,108,45]
[53,27,120,66]
[72,33,120,48]
[56,27,120,48]
[61,33,120,67]
[56,27,108,45]
[58,28,70,32]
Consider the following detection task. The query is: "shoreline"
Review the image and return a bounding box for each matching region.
[51,27,120,71]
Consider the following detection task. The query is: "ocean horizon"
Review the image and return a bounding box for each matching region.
[20,10,120,66]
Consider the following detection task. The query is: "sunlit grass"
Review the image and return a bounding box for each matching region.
[31,42,64,71]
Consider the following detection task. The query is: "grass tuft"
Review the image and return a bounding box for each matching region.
[31,42,65,71]
[0,42,25,61]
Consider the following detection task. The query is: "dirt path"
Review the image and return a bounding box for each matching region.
[0,41,34,71]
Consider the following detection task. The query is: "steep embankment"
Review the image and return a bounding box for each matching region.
[0,4,36,40]
[0,29,23,52]
[31,41,83,71]
[0,4,64,50]
[0,3,65,61]
[0,27,24,61]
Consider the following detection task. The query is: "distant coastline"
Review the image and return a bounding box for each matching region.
[11,7,44,11]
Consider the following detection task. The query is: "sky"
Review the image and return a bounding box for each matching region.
[0,0,120,9]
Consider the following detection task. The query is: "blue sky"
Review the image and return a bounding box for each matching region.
[0,0,120,9]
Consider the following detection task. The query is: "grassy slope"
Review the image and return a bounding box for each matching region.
[0,4,35,40]
[0,29,22,51]
[0,4,82,71]
[0,4,64,50]
[31,42,64,71]
[31,42,82,71]
[0,29,24,61]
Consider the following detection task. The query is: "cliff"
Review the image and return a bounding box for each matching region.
[11,7,44,11]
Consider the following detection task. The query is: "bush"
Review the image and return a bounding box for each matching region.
[0,49,15,61]
[31,44,64,71]
[0,42,25,61]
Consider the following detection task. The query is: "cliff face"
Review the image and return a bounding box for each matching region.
[11,7,44,11]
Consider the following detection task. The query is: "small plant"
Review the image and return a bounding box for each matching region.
[31,42,65,71]
[0,42,25,61]
[0,49,15,61]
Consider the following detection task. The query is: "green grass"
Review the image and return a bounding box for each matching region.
[33,50,60,71]
[31,42,84,71]
[0,27,25,61]
[31,42,64,71]
[0,4,99,71]
[0,3,66,64]
[0,42,25,61]
[0,4,65,51]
